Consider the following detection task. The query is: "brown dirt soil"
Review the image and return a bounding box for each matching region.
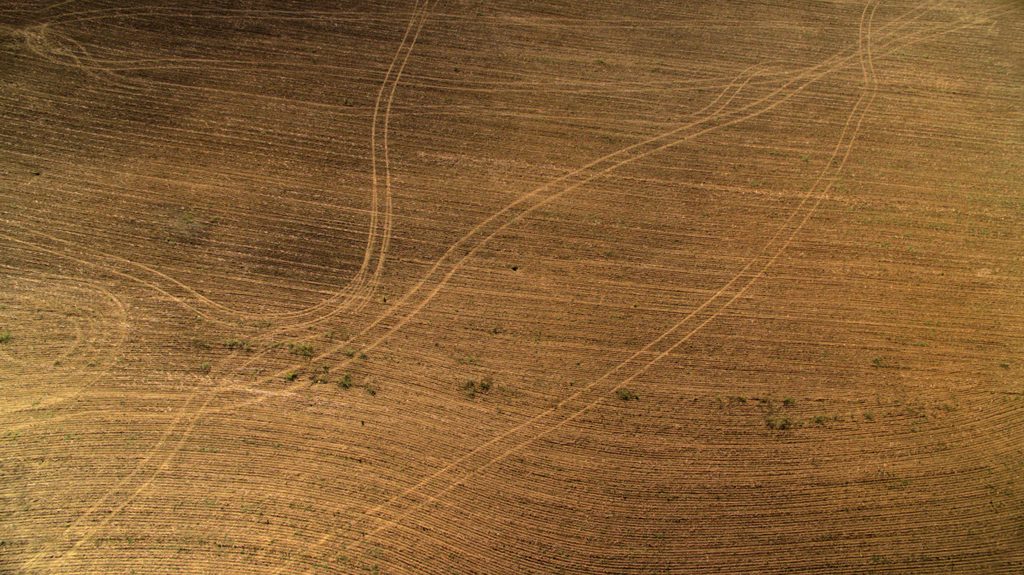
[2,1,1023,574]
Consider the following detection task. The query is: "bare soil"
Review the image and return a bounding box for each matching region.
[2,1,1022,574]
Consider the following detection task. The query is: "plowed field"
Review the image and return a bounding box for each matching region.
[2,1,1022,574]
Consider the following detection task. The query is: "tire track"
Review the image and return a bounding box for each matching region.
[15,2,433,569]
[11,4,420,328]
[275,2,1014,570]
[20,1,1007,571]
[54,13,966,561]
[297,1,885,566]
[25,52,766,573]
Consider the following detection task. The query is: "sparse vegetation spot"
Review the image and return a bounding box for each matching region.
[198,362,212,374]
[766,416,800,430]
[284,370,300,382]
[343,348,356,358]
[871,356,895,369]
[616,388,639,401]
[288,342,315,358]
[310,365,330,385]
[812,415,830,426]
[0,330,10,344]
[462,376,495,399]
[224,339,253,352]
[339,374,353,389]
[359,352,368,361]
[783,397,796,407]
[864,411,875,422]
[365,384,377,396]
[999,361,1010,369]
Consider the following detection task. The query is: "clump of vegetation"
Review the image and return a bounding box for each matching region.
[198,362,212,374]
[224,339,253,352]
[338,373,353,389]
[783,397,796,407]
[462,376,495,399]
[766,416,800,430]
[343,348,356,358]
[864,411,876,422]
[0,330,11,344]
[283,370,300,382]
[616,388,639,401]
[359,352,368,361]
[716,395,747,408]
[812,415,831,426]
[365,383,378,397]
[871,356,895,369]
[288,342,315,358]
[309,365,330,385]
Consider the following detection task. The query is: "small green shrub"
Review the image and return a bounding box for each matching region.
[309,365,330,385]
[339,374,353,389]
[288,342,315,358]
[198,362,212,374]
[224,339,253,352]
[284,370,300,382]
[0,330,11,344]
[783,397,796,407]
[616,388,639,401]
[462,376,495,399]
[766,416,799,430]
[864,411,875,421]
